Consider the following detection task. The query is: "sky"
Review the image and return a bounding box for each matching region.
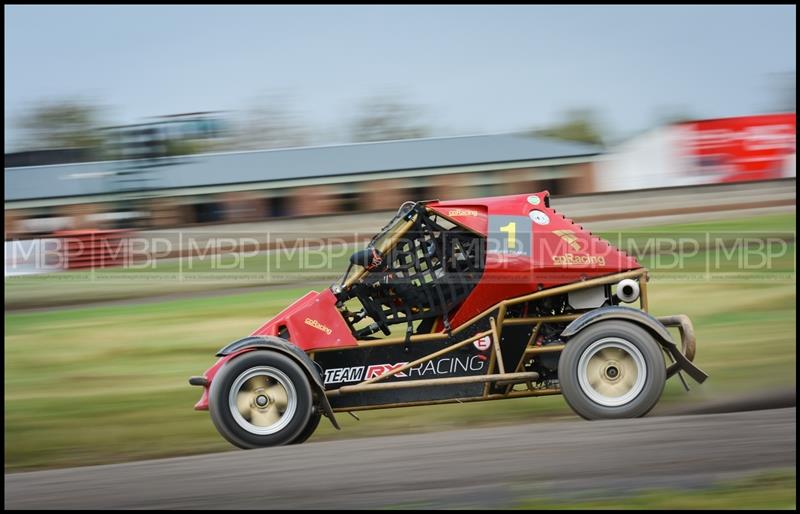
[4,4,796,150]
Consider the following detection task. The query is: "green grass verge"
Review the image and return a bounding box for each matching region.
[4,213,796,471]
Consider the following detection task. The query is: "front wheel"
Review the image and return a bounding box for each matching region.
[209,351,313,449]
[558,320,666,420]
[290,409,321,445]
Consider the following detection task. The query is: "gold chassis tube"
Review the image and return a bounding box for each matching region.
[489,317,506,374]
[338,328,493,391]
[341,215,418,289]
[316,268,650,353]
[504,322,543,395]
[333,388,562,412]
[639,271,650,311]
[502,268,647,307]
[321,269,650,408]
[525,344,566,355]
[503,314,582,325]
[330,371,540,396]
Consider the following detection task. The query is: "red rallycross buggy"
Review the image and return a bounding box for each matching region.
[190,191,707,448]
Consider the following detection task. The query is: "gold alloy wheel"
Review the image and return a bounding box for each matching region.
[228,366,297,435]
[577,337,647,407]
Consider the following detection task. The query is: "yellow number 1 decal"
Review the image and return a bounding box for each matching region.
[499,221,517,249]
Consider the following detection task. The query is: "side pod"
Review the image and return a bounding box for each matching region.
[560,306,708,384]
[217,336,341,429]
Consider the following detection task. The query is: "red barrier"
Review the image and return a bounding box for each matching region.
[52,229,133,270]
[680,112,796,183]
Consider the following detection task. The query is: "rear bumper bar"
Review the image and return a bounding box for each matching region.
[656,314,706,382]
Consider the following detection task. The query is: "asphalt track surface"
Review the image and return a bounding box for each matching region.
[5,407,795,510]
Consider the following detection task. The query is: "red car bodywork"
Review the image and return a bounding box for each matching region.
[194,191,640,410]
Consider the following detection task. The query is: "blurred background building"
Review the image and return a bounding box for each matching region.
[4,131,600,238]
[3,111,796,240]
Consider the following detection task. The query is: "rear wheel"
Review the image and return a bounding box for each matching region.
[558,320,665,420]
[209,351,313,449]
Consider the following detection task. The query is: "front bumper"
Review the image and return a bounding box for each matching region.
[188,376,208,387]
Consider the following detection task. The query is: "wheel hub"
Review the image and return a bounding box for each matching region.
[577,338,647,407]
[228,366,297,435]
[604,363,620,380]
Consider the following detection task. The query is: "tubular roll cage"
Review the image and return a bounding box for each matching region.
[316,267,699,413]
[337,202,485,342]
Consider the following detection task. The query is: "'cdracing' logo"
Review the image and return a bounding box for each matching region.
[552,254,606,266]
[447,208,479,217]
[304,317,333,335]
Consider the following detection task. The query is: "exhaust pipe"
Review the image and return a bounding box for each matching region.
[616,278,640,303]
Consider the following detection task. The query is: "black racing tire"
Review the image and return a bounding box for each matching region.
[290,409,322,445]
[558,320,666,420]
[209,351,313,449]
